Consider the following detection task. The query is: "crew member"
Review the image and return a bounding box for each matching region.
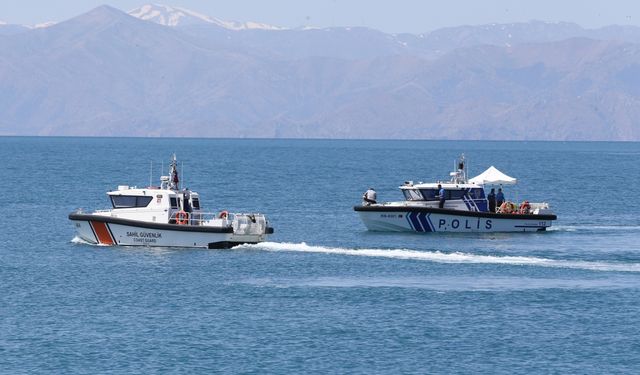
[183,189,192,213]
[362,187,377,206]
[496,188,505,208]
[487,188,496,212]
[437,184,445,208]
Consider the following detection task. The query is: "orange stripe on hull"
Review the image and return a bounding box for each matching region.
[91,221,114,245]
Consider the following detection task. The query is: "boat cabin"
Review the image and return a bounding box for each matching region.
[106,185,202,223]
[400,182,489,212]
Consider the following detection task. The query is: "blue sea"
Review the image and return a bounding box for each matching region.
[2,137,640,374]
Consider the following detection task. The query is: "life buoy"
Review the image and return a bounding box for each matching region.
[176,210,189,225]
[219,210,228,219]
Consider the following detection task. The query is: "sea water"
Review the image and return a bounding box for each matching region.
[1,137,639,374]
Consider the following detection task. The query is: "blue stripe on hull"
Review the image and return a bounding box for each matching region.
[405,212,435,232]
[407,212,424,232]
[418,212,433,232]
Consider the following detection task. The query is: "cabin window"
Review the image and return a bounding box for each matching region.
[111,196,153,208]
[137,196,153,207]
[170,197,178,209]
[111,195,136,208]
[419,189,439,201]
[447,190,466,200]
[192,198,200,209]
[470,188,485,199]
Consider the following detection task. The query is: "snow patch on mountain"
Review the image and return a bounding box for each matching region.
[31,21,56,29]
[128,4,284,30]
[0,20,55,29]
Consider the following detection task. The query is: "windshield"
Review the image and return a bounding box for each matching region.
[110,195,153,209]
[402,189,423,201]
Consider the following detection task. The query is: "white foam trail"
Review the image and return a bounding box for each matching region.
[549,225,640,232]
[242,276,639,291]
[245,242,640,273]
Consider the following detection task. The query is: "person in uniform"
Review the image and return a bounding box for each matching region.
[487,188,496,212]
[183,188,192,213]
[437,184,446,208]
[496,188,505,208]
[362,187,377,206]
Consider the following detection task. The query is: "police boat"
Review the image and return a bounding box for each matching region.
[354,155,557,233]
[69,154,274,248]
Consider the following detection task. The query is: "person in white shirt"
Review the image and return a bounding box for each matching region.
[362,187,377,206]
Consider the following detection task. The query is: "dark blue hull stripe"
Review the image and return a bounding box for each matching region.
[407,212,424,232]
[419,212,434,232]
[406,212,434,232]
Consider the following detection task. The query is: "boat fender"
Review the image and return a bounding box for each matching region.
[176,210,189,225]
[219,210,228,219]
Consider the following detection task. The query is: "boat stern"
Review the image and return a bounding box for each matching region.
[228,213,274,243]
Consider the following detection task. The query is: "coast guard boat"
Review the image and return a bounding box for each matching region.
[69,155,273,248]
[354,155,557,233]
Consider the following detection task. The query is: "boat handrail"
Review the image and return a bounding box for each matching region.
[169,211,267,226]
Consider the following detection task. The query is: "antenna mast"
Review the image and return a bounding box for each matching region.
[169,153,180,190]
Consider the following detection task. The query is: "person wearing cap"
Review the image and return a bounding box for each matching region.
[362,187,377,206]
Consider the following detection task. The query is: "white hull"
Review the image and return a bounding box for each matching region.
[70,214,271,248]
[355,207,555,233]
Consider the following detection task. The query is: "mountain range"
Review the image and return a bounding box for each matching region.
[0,4,639,140]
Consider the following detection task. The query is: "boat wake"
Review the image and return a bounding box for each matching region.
[548,224,640,233]
[71,236,92,245]
[70,236,111,246]
[245,242,640,273]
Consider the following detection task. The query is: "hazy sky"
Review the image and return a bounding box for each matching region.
[1,0,639,33]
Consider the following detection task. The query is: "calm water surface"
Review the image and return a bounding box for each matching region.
[1,137,640,374]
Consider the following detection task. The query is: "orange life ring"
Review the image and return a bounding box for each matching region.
[176,210,189,225]
[219,210,229,219]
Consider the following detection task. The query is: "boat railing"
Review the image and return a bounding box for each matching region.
[169,211,267,229]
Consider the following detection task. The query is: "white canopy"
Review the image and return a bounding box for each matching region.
[469,166,517,185]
